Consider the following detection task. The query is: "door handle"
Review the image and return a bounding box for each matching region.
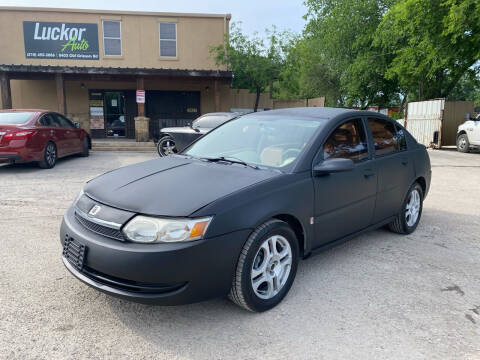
[364,169,375,179]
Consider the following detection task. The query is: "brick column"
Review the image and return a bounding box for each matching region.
[134,116,150,142]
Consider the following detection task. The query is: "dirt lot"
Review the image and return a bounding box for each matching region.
[0,149,479,360]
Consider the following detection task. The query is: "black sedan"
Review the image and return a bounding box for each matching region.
[60,108,431,312]
[157,112,238,156]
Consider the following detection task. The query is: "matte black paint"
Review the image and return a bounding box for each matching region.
[61,107,432,305]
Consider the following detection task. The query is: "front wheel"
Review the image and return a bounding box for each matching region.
[38,141,57,169]
[157,136,177,157]
[456,134,470,153]
[229,219,299,312]
[388,183,423,234]
[79,138,90,157]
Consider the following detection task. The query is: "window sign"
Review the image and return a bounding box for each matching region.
[23,21,99,60]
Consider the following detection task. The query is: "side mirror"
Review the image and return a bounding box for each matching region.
[74,122,81,128]
[313,158,355,176]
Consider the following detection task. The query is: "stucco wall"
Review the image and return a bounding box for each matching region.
[0,7,229,71]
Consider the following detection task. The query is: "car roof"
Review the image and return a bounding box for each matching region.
[200,112,237,117]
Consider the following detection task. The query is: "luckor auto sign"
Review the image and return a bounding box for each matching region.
[23,21,99,60]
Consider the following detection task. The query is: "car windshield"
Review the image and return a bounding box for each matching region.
[184,114,323,169]
[0,112,34,124]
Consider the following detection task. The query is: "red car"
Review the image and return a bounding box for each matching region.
[0,109,91,169]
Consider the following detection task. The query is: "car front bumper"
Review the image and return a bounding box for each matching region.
[60,205,249,305]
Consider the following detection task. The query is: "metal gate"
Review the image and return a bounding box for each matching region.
[406,99,444,147]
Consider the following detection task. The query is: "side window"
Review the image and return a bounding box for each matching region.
[103,20,122,56]
[395,124,407,151]
[54,114,74,128]
[39,114,58,127]
[323,118,369,163]
[368,118,398,156]
[159,22,177,57]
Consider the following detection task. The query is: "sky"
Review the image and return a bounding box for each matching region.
[0,0,307,37]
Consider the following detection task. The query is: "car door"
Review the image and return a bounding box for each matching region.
[367,117,415,223]
[37,113,67,156]
[312,117,377,248]
[471,119,480,145]
[56,113,83,153]
[53,113,79,155]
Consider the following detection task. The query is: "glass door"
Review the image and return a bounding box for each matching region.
[104,92,126,137]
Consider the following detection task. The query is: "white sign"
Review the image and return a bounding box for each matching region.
[136,90,145,104]
[90,106,104,116]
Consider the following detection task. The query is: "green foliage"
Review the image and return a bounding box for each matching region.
[374,0,480,100]
[210,23,291,111]
[447,69,480,104]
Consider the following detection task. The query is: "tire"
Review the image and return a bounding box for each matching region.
[456,134,470,153]
[229,219,299,312]
[388,182,423,234]
[38,141,57,169]
[79,138,90,157]
[157,136,178,157]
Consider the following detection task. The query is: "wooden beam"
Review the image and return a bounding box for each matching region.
[55,73,66,114]
[214,79,221,112]
[136,77,145,117]
[0,72,12,109]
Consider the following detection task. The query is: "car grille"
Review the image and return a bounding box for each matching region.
[75,211,125,241]
[63,235,87,271]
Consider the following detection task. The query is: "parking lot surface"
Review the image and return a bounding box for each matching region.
[1,149,479,360]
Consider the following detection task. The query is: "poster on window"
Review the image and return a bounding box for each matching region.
[90,116,104,130]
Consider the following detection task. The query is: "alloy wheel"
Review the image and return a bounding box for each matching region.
[458,137,467,150]
[405,189,421,227]
[251,235,292,300]
[160,138,177,156]
[46,143,56,166]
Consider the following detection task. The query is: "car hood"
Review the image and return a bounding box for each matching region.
[84,156,279,217]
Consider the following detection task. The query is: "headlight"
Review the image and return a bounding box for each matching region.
[123,216,212,243]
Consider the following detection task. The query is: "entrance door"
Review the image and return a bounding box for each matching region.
[104,92,126,137]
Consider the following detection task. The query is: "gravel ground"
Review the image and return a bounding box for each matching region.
[0,149,479,360]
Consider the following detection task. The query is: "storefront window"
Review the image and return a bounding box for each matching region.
[103,20,122,56]
[159,22,177,57]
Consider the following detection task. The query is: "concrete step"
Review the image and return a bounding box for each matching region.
[92,140,157,152]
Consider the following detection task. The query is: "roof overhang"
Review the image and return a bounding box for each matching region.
[0,64,233,81]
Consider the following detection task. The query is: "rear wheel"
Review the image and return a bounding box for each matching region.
[456,134,470,153]
[38,141,57,169]
[388,183,423,234]
[229,219,299,312]
[157,136,178,157]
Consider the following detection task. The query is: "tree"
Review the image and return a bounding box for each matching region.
[447,69,480,103]
[279,0,400,107]
[374,0,480,101]
[210,23,289,111]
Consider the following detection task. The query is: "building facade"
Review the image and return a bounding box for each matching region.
[0,7,232,140]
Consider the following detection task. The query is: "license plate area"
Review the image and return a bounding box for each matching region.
[63,235,87,271]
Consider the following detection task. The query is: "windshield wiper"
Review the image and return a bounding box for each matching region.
[200,156,259,169]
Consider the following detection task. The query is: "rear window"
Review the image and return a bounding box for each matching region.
[0,112,34,124]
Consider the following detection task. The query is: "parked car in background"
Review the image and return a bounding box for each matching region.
[0,109,90,169]
[457,113,480,152]
[156,112,238,156]
[61,108,431,312]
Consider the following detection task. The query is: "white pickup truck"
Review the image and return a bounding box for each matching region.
[457,114,480,152]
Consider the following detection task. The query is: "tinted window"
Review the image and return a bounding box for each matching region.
[39,114,56,127]
[193,115,232,129]
[54,114,74,128]
[395,124,407,151]
[0,112,34,124]
[368,118,398,156]
[323,118,368,163]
